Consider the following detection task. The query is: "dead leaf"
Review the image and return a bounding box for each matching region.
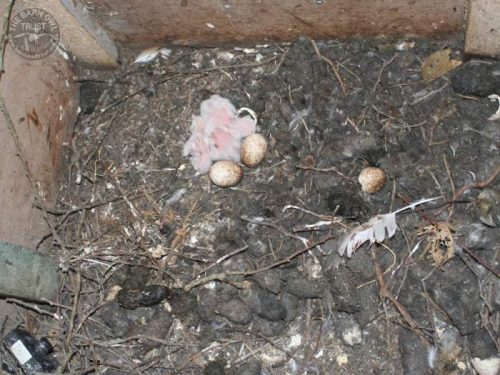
[417,222,455,266]
[421,49,462,83]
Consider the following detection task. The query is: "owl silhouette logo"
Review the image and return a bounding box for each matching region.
[9,8,60,60]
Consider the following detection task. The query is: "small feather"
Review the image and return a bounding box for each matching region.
[338,198,439,257]
[134,47,172,64]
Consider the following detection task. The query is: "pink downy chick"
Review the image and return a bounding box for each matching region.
[183,95,256,173]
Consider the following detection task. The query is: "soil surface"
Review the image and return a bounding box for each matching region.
[2,37,499,374]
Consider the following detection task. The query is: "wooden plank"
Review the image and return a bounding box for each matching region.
[0,0,79,248]
[88,0,465,46]
[19,0,118,66]
[465,0,500,57]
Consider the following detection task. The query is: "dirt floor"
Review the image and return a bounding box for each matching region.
[1,37,499,374]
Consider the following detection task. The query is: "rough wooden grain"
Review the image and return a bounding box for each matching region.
[88,0,465,46]
[465,0,500,57]
[0,0,79,248]
[19,0,119,66]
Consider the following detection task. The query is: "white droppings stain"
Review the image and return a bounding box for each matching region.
[288,334,302,348]
[336,354,348,366]
[342,325,362,346]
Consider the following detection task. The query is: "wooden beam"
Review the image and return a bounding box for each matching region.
[88,0,465,46]
[465,0,500,57]
[21,0,118,66]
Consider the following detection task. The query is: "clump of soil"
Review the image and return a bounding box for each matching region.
[4,37,499,375]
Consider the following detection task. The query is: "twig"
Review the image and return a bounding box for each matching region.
[292,220,336,233]
[411,82,448,105]
[283,204,338,221]
[450,165,499,203]
[58,272,82,374]
[240,215,309,246]
[5,298,61,320]
[183,234,333,292]
[90,334,172,347]
[65,272,81,349]
[270,49,289,74]
[282,204,345,231]
[308,38,347,95]
[370,246,432,348]
[177,339,251,371]
[432,165,500,216]
[443,154,455,218]
[90,57,277,120]
[372,54,398,93]
[82,112,119,167]
[249,330,317,372]
[195,244,248,276]
[74,301,108,334]
[0,0,13,79]
[459,242,500,278]
[198,56,278,73]
[357,243,397,289]
[296,164,356,185]
[91,73,185,119]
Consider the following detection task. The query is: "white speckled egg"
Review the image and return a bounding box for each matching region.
[209,161,243,187]
[358,167,386,194]
[241,133,267,168]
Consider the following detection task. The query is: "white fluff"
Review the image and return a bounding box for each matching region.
[427,347,437,369]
